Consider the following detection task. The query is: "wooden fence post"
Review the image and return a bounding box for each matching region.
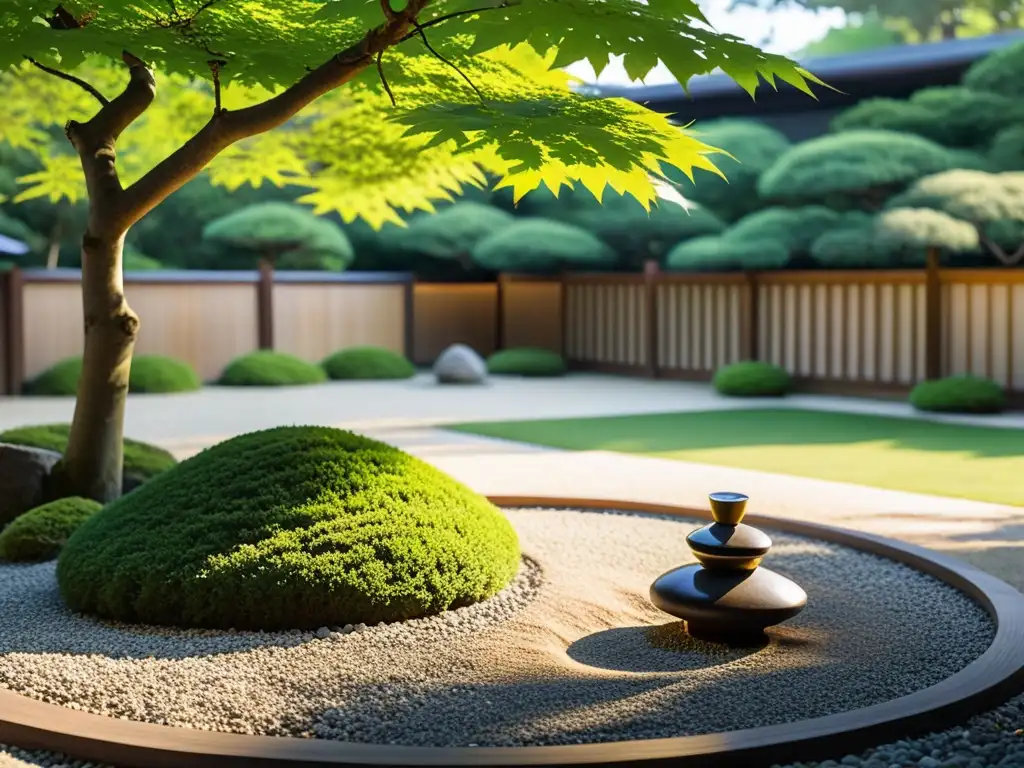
[643,260,660,377]
[404,275,416,363]
[257,259,274,350]
[924,247,943,380]
[4,267,25,395]
[559,270,570,362]
[743,271,760,361]
[495,273,507,352]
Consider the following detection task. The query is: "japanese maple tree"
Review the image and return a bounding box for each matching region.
[1,0,821,502]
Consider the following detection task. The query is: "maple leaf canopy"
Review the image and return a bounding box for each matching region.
[0,0,826,228]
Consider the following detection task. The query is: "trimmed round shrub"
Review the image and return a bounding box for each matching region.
[0,497,102,562]
[388,203,515,261]
[56,426,521,630]
[218,350,327,387]
[123,247,164,271]
[989,125,1024,172]
[909,375,1007,414]
[0,423,177,488]
[665,120,792,222]
[23,356,81,396]
[566,197,726,267]
[962,41,1024,100]
[712,361,792,397]
[758,130,958,206]
[25,354,201,395]
[202,203,354,272]
[831,88,1024,149]
[667,206,870,271]
[472,220,616,273]
[487,348,567,377]
[322,346,415,380]
[129,355,202,393]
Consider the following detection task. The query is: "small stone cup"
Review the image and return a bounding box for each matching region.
[708,491,748,526]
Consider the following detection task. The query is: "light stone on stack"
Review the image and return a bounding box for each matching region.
[433,344,487,385]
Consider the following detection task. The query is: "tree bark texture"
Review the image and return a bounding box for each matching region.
[40,1,432,501]
[56,233,138,502]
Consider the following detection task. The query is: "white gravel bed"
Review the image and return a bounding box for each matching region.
[0,508,994,749]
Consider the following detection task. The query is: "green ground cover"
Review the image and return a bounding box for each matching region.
[449,408,1024,506]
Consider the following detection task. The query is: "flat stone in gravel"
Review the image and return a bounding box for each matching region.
[0,509,994,749]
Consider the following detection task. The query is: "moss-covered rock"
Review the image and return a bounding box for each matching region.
[909,375,1007,414]
[218,350,327,387]
[25,354,201,395]
[322,346,415,380]
[56,426,521,630]
[712,361,792,397]
[0,423,176,491]
[487,348,567,377]
[0,497,102,562]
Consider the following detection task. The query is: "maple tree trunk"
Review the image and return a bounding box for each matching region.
[45,219,63,270]
[55,228,138,503]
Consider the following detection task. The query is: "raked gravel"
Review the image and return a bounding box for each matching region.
[0,508,996,752]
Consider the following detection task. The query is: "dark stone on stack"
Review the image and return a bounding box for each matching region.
[650,491,807,644]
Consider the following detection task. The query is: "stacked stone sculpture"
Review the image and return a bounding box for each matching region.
[650,491,807,643]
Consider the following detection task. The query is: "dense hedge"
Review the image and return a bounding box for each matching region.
[487,348,567,377]
[25,355,201,395]
[56,426,521,630]
[218,350,327,387]
[0,423,177,489]
[909,376,1007,414]
[0,497,102,562]
[322,346,416,380]
[712,361,792,397]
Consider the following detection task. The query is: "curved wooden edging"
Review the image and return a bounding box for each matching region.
[2,495,1024,768]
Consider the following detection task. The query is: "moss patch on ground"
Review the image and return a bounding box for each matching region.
[57,426,521,630]
[449,409,1024,506]
[0,497,102,562]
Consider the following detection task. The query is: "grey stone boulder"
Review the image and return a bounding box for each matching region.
[433,344,488,385]
[0,443,62,526]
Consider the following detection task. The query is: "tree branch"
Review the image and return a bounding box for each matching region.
[26,57,110,106]
[396,0,517,44]
[413,21,485,102]
[978,228,1024,266]
[118,0,431,231]
[65,52,157,232]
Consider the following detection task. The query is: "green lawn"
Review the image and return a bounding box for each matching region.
[448,409,1024,507]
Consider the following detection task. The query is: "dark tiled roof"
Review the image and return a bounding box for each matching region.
[583,31,1024,116]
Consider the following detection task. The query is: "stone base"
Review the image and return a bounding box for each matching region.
[650,563,807,641]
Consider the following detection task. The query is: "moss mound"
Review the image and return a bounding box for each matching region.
[23,357,82,396]
[487,348,567,377]
[322,346,416,380]
[56,426,521,630]
[909,376,1007,414]
[26,355,201,395]
[218,350,327,387]
[0,497,102,562]
[713,361,792,397]
[129,355,202,393]
[0,423,177,489]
